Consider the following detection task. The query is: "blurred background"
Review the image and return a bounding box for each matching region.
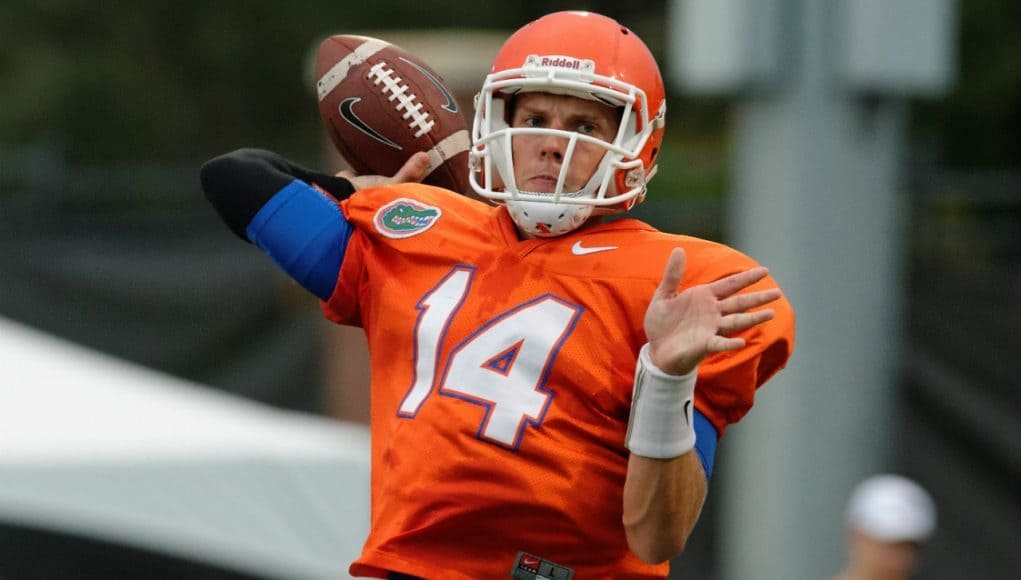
[1,0,1018,578]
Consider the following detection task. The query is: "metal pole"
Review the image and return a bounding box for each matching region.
[719,0,907,577]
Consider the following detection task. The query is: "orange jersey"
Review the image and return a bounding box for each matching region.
[322,184,795,579]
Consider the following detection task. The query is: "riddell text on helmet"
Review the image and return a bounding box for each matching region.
[542,57,581,68]
[524,55,595,72]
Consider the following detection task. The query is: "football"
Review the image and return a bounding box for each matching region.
[316,34,471,195]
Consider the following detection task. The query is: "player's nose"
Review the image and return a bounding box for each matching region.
[538,132,568,161]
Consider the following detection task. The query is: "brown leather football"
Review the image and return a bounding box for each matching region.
[316,35,471,195]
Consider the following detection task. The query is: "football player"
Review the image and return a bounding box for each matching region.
[202,11,795,579]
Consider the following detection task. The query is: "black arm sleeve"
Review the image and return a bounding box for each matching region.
[199,148,356,241]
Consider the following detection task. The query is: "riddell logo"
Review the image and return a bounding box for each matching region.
[524,54,595,73]
[541,57,581,69]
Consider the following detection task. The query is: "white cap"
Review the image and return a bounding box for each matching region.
[846,474,937,542]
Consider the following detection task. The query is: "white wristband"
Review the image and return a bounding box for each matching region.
[625,343,698,459]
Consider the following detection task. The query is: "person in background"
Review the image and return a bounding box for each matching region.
[831,474,938,580]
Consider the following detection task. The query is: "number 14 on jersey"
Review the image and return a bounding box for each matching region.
[396,266,584,450]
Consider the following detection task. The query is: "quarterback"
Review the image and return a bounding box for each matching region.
[202,11,795,579]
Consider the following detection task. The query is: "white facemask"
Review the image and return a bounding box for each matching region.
[469,63,663,237]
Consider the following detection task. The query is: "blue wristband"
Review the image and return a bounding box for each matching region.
[693,410,718,478]
[246,180,353,300]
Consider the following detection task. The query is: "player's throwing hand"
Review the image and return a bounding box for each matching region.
[336,151,432,191]
[644,248,783,376]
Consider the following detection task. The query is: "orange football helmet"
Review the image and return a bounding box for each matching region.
[469,11,666,236]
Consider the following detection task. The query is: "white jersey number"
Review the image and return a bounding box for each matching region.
[397,266,582,449]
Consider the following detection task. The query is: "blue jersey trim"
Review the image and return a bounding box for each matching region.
[693,410,718,479]
[245,180,352,300]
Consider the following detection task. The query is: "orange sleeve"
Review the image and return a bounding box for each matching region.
[696,274,795,435]
[317,190,367,327]
[320,227,366,327]
[672,239,796,437]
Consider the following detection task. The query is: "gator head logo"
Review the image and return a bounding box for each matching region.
[373,198,442,239]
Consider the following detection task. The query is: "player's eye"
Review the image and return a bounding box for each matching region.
[577,122,597,135]
[523,115,545,128]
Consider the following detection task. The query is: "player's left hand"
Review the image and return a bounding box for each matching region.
[644,248,783,376]
[336,151,431,191]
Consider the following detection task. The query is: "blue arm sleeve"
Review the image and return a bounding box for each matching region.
[693,410,718,479]
[244,180,353,301]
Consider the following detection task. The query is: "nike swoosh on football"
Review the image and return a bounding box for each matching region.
[399,56,458,113]
[571,241,618,255]
[338,97,403,150]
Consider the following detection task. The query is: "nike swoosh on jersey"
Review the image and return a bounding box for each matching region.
[338,97,403,150]
[571,241,619,255]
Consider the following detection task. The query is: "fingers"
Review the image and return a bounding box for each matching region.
[707,335,746,353]
[718,308,775,335]
[654,248,687,299]
[391,152,432,184]
[719,287,782,315]
[709,267,770,299]
[335,152,430,192]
